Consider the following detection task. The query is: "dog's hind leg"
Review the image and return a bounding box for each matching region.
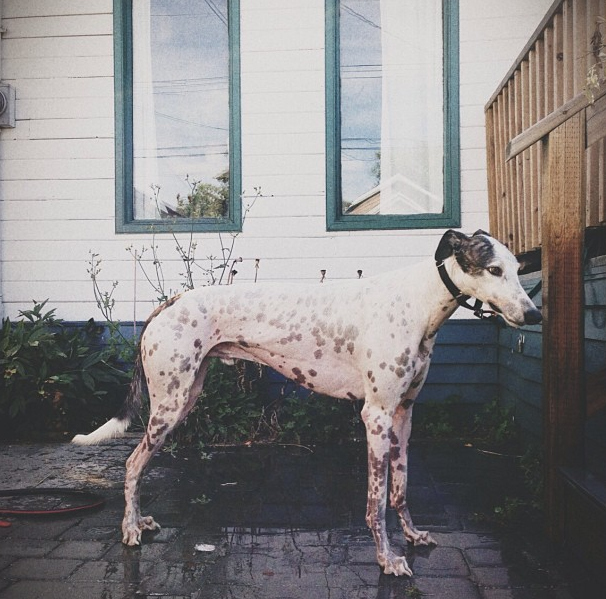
[122,359,210,546]
[389,401,436,547]
[362,399,413,577]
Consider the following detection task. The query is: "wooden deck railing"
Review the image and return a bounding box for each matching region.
[485,0,606,256]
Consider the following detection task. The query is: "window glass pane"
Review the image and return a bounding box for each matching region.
[339,0,444,216]
[132,0,230,220]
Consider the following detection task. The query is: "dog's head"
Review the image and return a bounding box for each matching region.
[435,230,542,327]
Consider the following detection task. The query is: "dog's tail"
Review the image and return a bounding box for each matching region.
[72,352,145,446]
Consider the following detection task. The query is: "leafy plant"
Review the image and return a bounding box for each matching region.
[404,586,425,599]
[274,392,364,445]
[413,396,461,439]
[519,444,544,508]
[472,398,518,451]
[0,301,129,436]
[169,359,263,446]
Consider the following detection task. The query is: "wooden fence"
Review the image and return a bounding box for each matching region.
[485,0,606,573]
[485,0,606,256]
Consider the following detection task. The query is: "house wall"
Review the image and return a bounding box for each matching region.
[0,0,552,322]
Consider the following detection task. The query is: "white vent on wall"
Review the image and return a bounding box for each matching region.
[0,83,15,128]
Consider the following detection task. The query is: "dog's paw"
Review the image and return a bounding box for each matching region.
[122,516,161,546]
[378,551,413,577]
[405,529,437,547]
[122,527,142,546]
[139,516,161,532]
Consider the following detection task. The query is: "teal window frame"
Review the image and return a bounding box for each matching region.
[325,0,460,231]
[114,0,242,234]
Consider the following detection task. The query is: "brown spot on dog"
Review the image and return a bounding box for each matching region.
[379,362,387,370]
[167,376,180,394]
[395,353,409,367]
[311,327,326,347]
[308,369,317,377]
[314,349,323,359]
[388,429,401,462]
[292,367,306,385]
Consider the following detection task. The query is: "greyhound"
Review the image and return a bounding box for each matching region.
[73,229,541,577]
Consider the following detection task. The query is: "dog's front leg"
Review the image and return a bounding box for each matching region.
[362,401,412,577]
[389,402,436,547]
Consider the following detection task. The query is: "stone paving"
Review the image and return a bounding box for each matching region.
[0,437,600,598]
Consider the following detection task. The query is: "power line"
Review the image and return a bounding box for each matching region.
[155,111,228,131]
[204,0,228,26]
[342,4,381,30]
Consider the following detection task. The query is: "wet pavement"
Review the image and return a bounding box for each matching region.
[0,436,601,598]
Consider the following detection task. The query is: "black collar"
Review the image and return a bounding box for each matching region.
[435,260,497,320]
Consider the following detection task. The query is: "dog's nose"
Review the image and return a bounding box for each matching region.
[524,308,542,325]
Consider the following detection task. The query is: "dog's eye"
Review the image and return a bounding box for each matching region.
[487,266,503,277]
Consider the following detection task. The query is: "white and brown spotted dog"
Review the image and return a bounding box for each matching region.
[73,230,541,577]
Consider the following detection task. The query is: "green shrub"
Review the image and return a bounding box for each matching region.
[166,361,365,448]
[169,359,264,446]
[276,392,364,445]
[0,301,129,437]
[472,397,518,451]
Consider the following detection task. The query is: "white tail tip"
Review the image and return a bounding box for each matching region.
[71,418,129,446]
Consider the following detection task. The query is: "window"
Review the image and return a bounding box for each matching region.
[325,0,460,230]
[114,0,241,233]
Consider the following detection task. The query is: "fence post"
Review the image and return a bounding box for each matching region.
[541,110,586,540]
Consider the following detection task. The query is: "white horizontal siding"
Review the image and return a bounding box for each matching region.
[0,0,552,321]
[1,14,113,38]
[2,0,111,18]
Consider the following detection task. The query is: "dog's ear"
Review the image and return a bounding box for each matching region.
[435,230,469,263]
[472,229,491,237]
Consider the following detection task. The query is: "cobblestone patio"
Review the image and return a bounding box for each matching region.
[0,437,600,598]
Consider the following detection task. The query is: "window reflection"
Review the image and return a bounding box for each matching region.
[132,0,230,220]
[340,0,444,216]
